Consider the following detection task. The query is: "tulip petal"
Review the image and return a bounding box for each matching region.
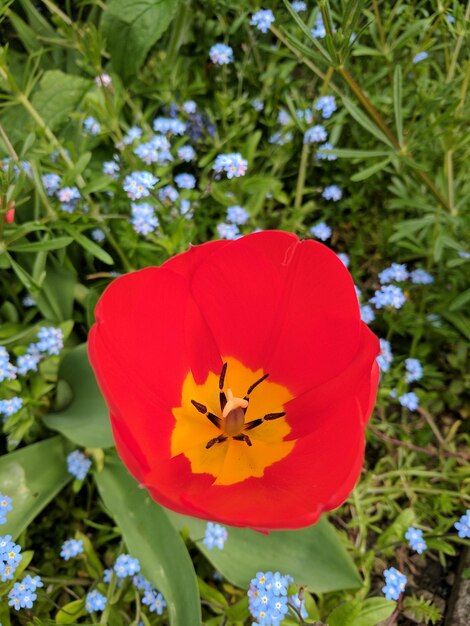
[189,231,361,395]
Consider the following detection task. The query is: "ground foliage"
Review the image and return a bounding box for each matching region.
[0,0,469,625]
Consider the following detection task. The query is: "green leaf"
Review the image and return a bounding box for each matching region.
[42,344,114,449]
[377,508,415,550]
[343,97,395,148]
[31,70,92,131]
[393,65,403,145]
[94,455,201,626]
[9,236,73,252]
[327,599,362,626]
[35,261,77,323]
[167,512,361,592]
[0,437,71,540]
[61,152,92,187]
[61,224,114,265]
[101,0,181,78]
[351,598,396,626]
[5,252,39,291]
[449,288,470,312]
[350,157,391,181]
[55,598,87,624]
[325,148,392,158]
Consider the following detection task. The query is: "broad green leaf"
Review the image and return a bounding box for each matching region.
[95,455,201,626]
[31,70,92,131]
[42,344,114,449]
[101,0,181,78]
[351,598,396,626]
[9,236,73,252]
[35,261,76,322]
[0,437,71,540]
[167,512,361,592]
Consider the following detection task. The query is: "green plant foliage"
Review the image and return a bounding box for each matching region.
[95,454,201,626]
[168,511,361,592]
[42,344,113,449]
[101,0,182,78]
[0,437,71,539]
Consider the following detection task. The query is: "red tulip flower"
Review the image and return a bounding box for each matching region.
[89,231,379,530]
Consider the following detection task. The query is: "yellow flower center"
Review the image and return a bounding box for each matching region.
[171,357,295,485]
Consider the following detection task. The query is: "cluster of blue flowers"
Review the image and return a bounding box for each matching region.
[8,574,43,611]
[250,9,275,33]
[382,567,407,600]
[405,527,427,554]
[85,589,107,613]
[131,202,159,236]
[0,327,64,422]
[203,522,228,550]
[213,153,248,179]
[133,573,167,614]
[322,184,342,202]
[123,171,159,201]
[310,221,332,242]
[153,116,186,136]
[304,124,327,144]
[216,205,251,240]
[248,571,308,625]
[0,534,22,582]
[67,449,92,480]
[83,116,101,135]
[134,135,172,165]
[60,538,84,560]
[114,553,141,578]
[0,346,17,382]
[370,284,407,309]
[209,43,234,65]
[311,13,327,38]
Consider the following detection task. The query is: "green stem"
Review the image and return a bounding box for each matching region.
[445,149,455,214]
[105,229,133,273]
[270,25,328,82]
[294,143,310,210]
[100,571,118,625]
[447,0,470,82]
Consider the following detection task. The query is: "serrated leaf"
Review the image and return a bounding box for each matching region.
[31,70,92,131]
[101,0,182,78]
[42,344,114,449]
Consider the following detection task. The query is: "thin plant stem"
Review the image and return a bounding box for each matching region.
[447,0,470,82]
[269,25,328,82]
[294,142,310,210]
